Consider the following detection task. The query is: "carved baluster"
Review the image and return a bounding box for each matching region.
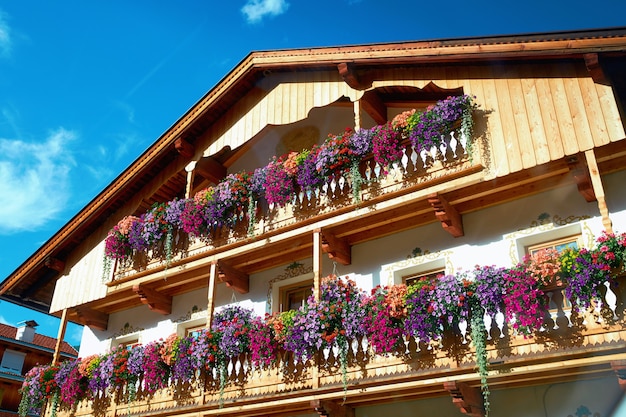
[410,146,419,173]
[440,139,448,162]
[459,319,468,344]
[495,310,505,338]
[483,309,493,340]
[449,131,459,158]
[604,281,619,320]
[373,161,382,179]
[401,146,409,174]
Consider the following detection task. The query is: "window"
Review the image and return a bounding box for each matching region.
[119,339,140,349]
[522,233,584,322]
[403,267,446,286]
[527,235,581,255]
[381,251,452,287]
[185,323,207,338]
[112,333,141,350]
[507,221,593,265]
[279,280,313,311]
[0,349,26,374]
[268,268,314,314]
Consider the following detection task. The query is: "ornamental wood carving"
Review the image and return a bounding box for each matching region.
[217,260,250,294]
[567,155,596,202]
[73,306,108,331]
[444,381,485,417]
[174,137,195,158]
[311,399,355,417]
[428,193,464,237]
[337,62,370,91]
[320,230,352,265]
[611,360,626,391]
[360,90,388,125]
[44,256,65,273]
[133,283,172,315]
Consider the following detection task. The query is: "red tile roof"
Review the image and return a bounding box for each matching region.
[0,323,78,356]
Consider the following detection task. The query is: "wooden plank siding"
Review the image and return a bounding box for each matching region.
[200,62,623,177]
[47,61,625,315]
[202,71,363,159]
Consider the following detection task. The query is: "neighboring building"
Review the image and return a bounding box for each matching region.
[0,320,77,416]
[1,28,626,417]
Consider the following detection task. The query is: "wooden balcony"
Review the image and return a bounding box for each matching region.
[63,277,626,417]
[93,127,488,314]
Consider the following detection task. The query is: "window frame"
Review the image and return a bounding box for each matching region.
[381,250,453,287]
[268,270,314,314]
[0,349,26,374]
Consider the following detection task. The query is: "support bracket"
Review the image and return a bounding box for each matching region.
[612,360,626,391]
[321,231,352,265]
[217,260,250,294]
[195,156,227,184]
[584,53,610,85]
[428,193,464,237]
[444,381,485,417]
[311,399,355,417]
[44,256,66,273]
[567,155,596,202]
[174,137,195,158]
[361,90,388,125]
[133,284,172,315]
[73,306,109,331]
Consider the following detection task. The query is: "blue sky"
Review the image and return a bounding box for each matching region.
[0,0,624,349]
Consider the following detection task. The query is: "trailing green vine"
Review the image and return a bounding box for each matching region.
[470,310,490,416]
[349,160,364,204]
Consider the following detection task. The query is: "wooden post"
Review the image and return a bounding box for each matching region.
[207,261,218,330]
[353,100,361,132]
[52,308,68,365]
[585,149,613,233]
[185,168,194,199]
[313,229,322,302]
[312,230,323,390]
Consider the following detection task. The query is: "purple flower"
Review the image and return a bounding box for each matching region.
[473,265,507,315]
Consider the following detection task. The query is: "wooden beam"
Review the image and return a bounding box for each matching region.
[207,261,218,329]
[133,283,172,315]
[320,231,351,265]
[52,308,68,365]
[444,381,485,417]
[195,156,227,184]
[311,399,355,417]
[44,257,65,273]
[585,149,613,233]
[567,155,596,202]
[217,260,249,294]
[73,306,108,331]
[428,193,464,237]
[174,137,195,158]
[360,90,388,125]
[584,53,610,85]
[337,62,367,91]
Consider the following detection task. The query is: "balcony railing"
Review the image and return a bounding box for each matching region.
[112,126,482,280]
[64,276,625,417]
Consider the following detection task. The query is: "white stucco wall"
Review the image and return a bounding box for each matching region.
[78,169,626,358]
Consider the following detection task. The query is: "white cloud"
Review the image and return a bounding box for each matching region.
[241,0,289,24]
[0,9,11,58]
[0,128,76,234]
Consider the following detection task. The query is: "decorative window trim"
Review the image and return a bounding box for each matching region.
[175,307,207,337]
[381,250,453,287]
[112,333,141,349]
[267,264,314,313]
[505,220,594,265]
